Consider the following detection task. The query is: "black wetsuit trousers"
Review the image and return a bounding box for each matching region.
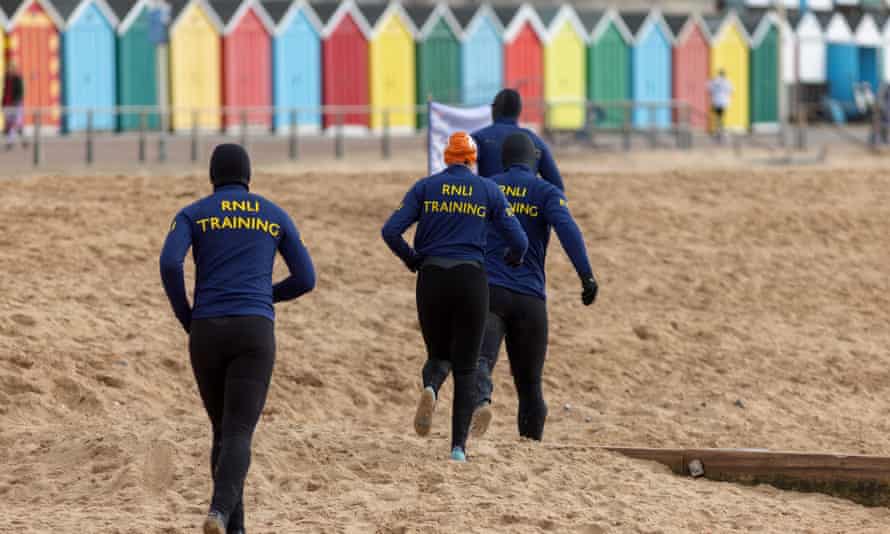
[189,316,275,532]
[416,264,488,450]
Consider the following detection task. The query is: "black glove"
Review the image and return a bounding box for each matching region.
[581,275,598,306]
[503,248,523,268]
[406,254,425,273]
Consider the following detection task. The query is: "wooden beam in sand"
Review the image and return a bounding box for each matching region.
[603,447,890,507]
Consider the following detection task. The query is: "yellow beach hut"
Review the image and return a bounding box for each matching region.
[363,2,417,131]
[706,11,750,132]
[539,5,587,130]
[168,0,223,131]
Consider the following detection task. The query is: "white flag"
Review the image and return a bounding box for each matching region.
[428,101,491,175]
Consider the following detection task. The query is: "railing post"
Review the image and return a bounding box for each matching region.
[382,108,391,159]
[191,109,199,163]
[85,109,94,166]
[289,109,299,161]
[240,108,248,148]
[138,111,147,163]
[32,110,41,167]
[335,111,344,160]
[623,101,632,151]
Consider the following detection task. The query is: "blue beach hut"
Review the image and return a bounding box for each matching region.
[623,10,674,128]
[824,13,857,111]
[266,0,322,131]
[57,0,119,131]
[451,3,503,106]
[852,13,882,101]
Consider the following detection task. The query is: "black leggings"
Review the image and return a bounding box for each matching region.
[416,264,489,450]
[423,285,549,440]
[190,316,275,532]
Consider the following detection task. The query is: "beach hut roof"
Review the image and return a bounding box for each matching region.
[853,13,881,46]
[541,4,586,44]
[794,11,824,39]
[449,3,501,38]
[499,3,545,43]
[169,0,223,33]
[4,0,65,29]
[824,12,852,43]
[362,2,416,38]
[620,11,647,36]
[317,0,369,39]
[748,11,781,46]
[672,12,710,43]
[265,0,322,35]
[211,0,274,34]
[409,3,461,40]
[623,9,673,44]
[585,8,632,43]
[705,11,749,44]
[664,13,687,37]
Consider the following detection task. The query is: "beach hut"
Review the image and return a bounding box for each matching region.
[746,12,780,129]
[112,0,159,131]
[213,0,273,130]
[852,13,881,97]
[451,4,502,107]
[824,13,857,109]
[266,0,322,131]
[582,9,632,128]
[624,10,673,129]
[409,3,461,128]
[56,0,119,132]
[801,0,832,10]
[666,13,709,129]
[317,0,370,128]
[795,11,825,84]
[496,4,545,125]
[363,2,416,131]
[540,5,587,130]
[3,0,64,129]
[706,11,750,131]
[168,0,223,130]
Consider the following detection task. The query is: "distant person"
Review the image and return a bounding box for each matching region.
[2,62,25,150]
[381,132,528,462]
[160,144,316,534]
[472,89,564,191]
[423,133,599,441]
[708,70,733,141]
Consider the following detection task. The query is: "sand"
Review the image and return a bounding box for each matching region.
[4,150,890,532]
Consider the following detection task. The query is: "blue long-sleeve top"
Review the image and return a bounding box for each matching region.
[485,164,592,300]
[472,117,564,191]
[159,184,315,332]
[381,164,528,268]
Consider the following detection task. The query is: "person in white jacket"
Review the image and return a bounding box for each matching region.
[708,70,733,141]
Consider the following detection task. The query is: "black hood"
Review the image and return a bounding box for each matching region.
[501,132,538,171]
[210,144,251,188]
[492,89,522,121]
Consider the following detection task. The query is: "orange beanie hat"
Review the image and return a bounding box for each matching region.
[444,131,478,166]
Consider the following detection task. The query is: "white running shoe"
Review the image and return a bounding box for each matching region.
[414,386,436,437]
[203,511,226,534]
[469,403,493,438]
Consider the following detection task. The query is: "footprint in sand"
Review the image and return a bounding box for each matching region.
[9,314,37,327]
[142,439,178,495]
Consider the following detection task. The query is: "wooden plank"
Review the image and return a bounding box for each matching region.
[601,447,890,507]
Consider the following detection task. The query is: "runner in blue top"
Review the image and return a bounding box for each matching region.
[471,88,564,191]
[382,132,528,462]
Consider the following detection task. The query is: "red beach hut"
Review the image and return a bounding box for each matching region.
[666,13,710,129]
[495,3,546,125]
[315,0,370,129]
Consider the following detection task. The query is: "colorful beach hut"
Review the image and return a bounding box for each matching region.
[409,3,461,127]
[624,10,673,128]
[451,4,502,107]
[317,0,370,128]
[666,13,709,129]
[3,0,64,128]
[364,2,416,131]
[168,0,223,130]
[795,11,826,84]
[540,5,587,130]
[852,14,881,98]
[213,0,273,130]
[267,0,322,131]
[112,0,158,130]
[746,12,780,129]
[583,9,632,128]
[824,13,857,109]
[497,3,545,125]
[706,11,750,131]
[56,0,119,132]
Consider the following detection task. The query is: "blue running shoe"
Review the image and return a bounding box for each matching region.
[451,447,467,462]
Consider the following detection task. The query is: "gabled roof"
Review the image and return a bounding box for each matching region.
[317,0,369,39]
[212,0,274,34]
[541,4,586,44]
[5,0,65,29]
[668,12,709,44]
[110,0,144,33]
[620,11,648,36]
[853,13,881,46]
[451,3,501,39]
[265,0,320,34]
[795,11,824,39]
[749,11,781,46]
[362,2,416,39]
[586,8,632,44]
[169,0,223,34]
[624,10,673,44]
[491,4,516,29]
[824,11,853,43]
[706,11,749,44]
[409,3,460,41]
[500,3,545,43]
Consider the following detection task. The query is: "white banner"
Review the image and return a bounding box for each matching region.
[428,101,490,175]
